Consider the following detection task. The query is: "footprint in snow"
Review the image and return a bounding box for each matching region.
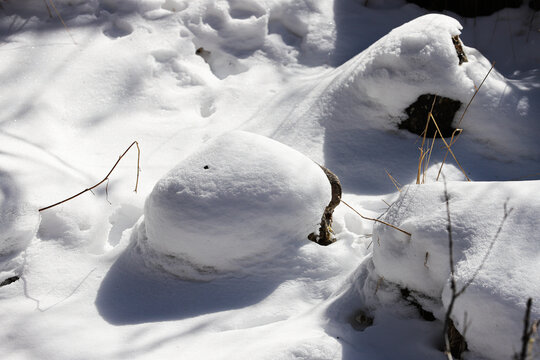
[161,0,188,13]
[103,18,133,39]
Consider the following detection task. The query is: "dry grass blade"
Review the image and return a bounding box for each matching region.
[511,172,540,181]
[385,170,401,192]
[39,141,141,212]
[340,199,411,237]
[457,63,495,129]
[429,113,470,181]
[422,131,437,184]
[436,63,494,180]
[436,128,462,181]
[416,96,437,184]
[417,148,427,184]
[42,0,53,18]
[48,0,77,44]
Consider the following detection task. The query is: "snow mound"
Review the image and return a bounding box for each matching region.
[0,173,39,257]
[139,131,330,280]
[260,14,540,161]
[371,180,540,360]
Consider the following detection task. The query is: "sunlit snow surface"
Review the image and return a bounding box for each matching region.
[0,0,539,359]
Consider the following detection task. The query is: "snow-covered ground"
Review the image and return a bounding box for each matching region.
[1,0,539,359]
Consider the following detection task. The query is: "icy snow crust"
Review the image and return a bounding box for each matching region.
[141,131,330,279]
[1,0,539,359]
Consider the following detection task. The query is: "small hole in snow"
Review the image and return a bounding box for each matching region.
[203,165,209,169]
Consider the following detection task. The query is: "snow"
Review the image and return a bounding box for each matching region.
[0,172,39,279]
[140,130,330,279]
[1,0,539,359]
[371,181,540,359]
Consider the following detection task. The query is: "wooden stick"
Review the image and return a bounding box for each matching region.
[436,63,494,179]
[385,170,401,192]
[429,114,470,181]
[39,141,140,212]
[436,128,463,181]
[48,0,77,45]
[340,199,411,237]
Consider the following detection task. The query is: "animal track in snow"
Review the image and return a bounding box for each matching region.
[199,96,216,118]
[151,49,205,87]
[161,0,188,13]
[151,49,177,63]
[103,18,133,39]
[228,0,265,20]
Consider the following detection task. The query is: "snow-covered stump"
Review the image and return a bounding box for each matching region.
[371,181,540,360]
[138,131,331,280]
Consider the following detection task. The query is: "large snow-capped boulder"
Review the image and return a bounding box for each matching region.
[326,13,538,157]
[371,181,540,360]
[139,131,330,280]
[254,14,539,162]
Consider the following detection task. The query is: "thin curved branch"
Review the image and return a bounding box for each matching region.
[39,141,140,212]
[341,199,411,237]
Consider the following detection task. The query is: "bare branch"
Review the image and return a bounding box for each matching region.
[442,177,512,359]
[437,63,494,180]
[516,298,539,360]
[457,201,513,296]
[39,141,140,212]
[430,114,470,181]
[341,199,411,237]
[47,0,77,44]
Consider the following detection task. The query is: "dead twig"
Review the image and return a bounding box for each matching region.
[515,298,540,360]
[39,141,140,212]
[417,96,437,184]
[436,63,494,181]
[42,0,53,18]
[340,199,411,237]
[429,113,470,181]
[47,0,77,45]
[422,131,437,184]
[442,178,512,359]
[385,169,401,192]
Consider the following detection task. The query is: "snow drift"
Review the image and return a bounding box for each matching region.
[1,1,539,359]
[0,172,38,257]
[138,131,331,280]
[371,180,540,360]
[257,14,540,163]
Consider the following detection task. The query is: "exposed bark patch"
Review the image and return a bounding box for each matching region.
[398,94,461,138]
[195,47,211,63]
[308,165,341,246]
[452,35,468,65]
[446,318,468,359]
[0,276,19,287]
[400,288,436,322]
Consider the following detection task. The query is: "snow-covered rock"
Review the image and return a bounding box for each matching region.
[139,131,331,280]
[371,180,540,360]
[259,14,540,163]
